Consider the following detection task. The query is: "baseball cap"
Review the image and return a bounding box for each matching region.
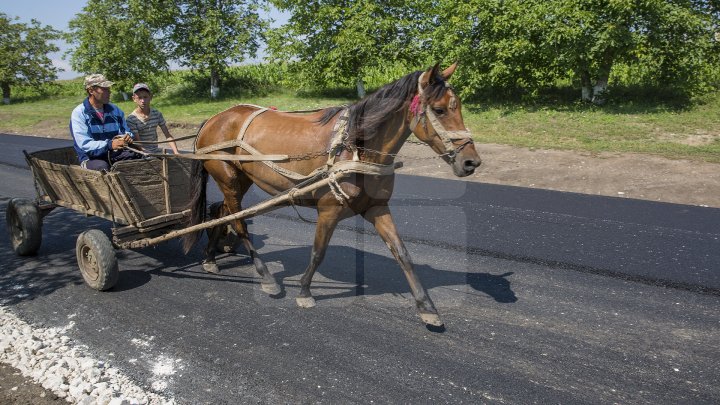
[132,83,151,93]
[84,74,114,89]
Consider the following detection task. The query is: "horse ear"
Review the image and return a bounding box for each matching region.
[442,62,458,80]
[420,63,441,89]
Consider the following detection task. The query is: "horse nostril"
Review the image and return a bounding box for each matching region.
[464,159,480,169]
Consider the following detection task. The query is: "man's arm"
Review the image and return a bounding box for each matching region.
[159,123,180,154]
[70,107,112,158]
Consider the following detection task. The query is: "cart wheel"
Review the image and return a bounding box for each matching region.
[6,198,42,256]
[76,229,118,291]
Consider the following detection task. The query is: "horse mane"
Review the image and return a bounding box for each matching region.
[317,69,451,142]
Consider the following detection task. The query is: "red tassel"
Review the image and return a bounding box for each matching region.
[410,95,422,116]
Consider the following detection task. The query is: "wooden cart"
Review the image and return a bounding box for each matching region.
[7,146,342,291]
[7,146,194,290]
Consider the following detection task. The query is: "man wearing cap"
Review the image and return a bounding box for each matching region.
[127,83,180,154]
[69,73,140,170]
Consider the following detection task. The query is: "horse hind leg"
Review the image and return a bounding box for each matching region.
[216,196,281,296]
[296,205,346,308]
[233,217,281,295]
[201,202,225,274]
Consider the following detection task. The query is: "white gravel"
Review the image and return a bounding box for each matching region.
[0,305,175,404]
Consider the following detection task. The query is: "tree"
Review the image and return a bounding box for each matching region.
[0,13,61,104]
[66,0,169,98]
[428,0,719,102]
[267,0,429,98]
[161,0,268,98]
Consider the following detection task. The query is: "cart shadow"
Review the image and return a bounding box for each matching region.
[0,204,98,305]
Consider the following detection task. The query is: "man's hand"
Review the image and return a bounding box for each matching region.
[111,134,133,150]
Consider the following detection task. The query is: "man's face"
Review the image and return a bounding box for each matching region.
[89,86,111,105]
[132,90,152,109]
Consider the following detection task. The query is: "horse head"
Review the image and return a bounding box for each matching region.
[408,63,482,177]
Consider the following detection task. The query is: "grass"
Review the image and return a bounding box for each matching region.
[1,84,719,163]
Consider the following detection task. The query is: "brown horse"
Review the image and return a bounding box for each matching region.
[181,63,481,328]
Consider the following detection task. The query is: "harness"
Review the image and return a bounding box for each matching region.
[408,75,474,161]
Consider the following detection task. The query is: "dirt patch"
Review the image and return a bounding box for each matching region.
[0,363,61,404]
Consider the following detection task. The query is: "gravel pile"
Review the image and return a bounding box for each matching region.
[0,305,175,404]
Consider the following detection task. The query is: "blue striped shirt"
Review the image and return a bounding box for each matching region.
[69,98,134,163]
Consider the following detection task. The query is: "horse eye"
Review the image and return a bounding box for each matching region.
[433,108,445,115]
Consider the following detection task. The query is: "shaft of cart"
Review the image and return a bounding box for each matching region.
[121,174,337,249]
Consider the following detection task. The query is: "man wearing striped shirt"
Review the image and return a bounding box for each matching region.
[126,83,180,155]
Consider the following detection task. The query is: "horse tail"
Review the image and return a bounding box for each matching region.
[181,158,208,254]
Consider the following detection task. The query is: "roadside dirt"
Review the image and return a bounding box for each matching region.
[0,363,61,404]
[395,142,720,208]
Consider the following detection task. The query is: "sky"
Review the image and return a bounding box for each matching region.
[1,1,289,80]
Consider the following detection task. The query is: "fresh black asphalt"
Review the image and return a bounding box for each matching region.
[1,133,718,403]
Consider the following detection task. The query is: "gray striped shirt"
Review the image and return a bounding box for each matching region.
[127,109,167,153]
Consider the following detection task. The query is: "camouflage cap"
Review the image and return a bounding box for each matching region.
[84,74,114,89]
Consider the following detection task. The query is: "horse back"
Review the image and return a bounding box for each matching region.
[197,105,342,192]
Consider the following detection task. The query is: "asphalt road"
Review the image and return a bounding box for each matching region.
[1,133,719,404]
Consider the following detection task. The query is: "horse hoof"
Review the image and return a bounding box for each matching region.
[202,262,220,274]
[296,296,316,308]
[261,282,281,295]
[219,245,235,253]
[420,312,444,327]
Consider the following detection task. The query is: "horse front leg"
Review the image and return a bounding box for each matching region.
[296,206,344,308]
[363,205,444,328]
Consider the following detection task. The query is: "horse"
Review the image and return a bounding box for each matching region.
[181,63,482,329]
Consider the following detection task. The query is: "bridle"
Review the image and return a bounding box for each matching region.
[409,74,474,162]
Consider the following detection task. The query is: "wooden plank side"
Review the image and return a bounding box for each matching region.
[30,147,78,166]
[167,158,193,213]
[102,173,137,225]
[162,158,171,214]
[65,165,114,214]
[112,159,167,220]
[33,160,77,205]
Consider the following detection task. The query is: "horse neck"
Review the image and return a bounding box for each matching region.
[358,108,411,165]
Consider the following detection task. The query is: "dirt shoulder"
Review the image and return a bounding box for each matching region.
[395,142,720,208]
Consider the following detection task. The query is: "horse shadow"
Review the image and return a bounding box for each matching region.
[133,232,518,306]
[256,244,518,305]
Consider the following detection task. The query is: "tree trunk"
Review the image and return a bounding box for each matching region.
[580,70,592,102]
[591,64,611,105]
[356,77,366,99]
[210,69,220,99]
[121,91,129,101]
[1,82,10,105]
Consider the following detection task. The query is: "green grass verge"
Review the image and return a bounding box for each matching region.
[1,86,719,163]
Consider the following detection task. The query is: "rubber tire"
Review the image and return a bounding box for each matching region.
[6,198,42,256]
[76,229,118,291]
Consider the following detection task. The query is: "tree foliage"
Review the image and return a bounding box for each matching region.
[66,0,169,97]
[160,0,268,98]
[429,0,719,101]
[0,13,61,104]
[267,0,429,97]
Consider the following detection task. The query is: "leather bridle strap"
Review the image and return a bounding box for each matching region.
[409,74,473,156]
